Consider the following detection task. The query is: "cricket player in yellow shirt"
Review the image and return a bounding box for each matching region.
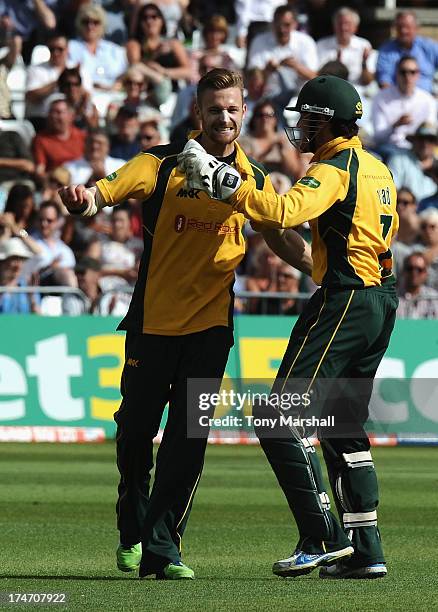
[58,69,311,580]
[179,75,399,579]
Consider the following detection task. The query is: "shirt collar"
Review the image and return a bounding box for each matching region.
[311,136,363,163]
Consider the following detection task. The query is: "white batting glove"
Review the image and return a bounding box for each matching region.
[177,139,242,200]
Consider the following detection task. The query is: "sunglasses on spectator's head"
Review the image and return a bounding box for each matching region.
[398,68,419,75]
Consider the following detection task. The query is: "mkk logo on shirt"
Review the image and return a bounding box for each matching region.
[176,187,202,199]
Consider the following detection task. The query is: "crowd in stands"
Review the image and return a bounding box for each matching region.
[1,1,438,318]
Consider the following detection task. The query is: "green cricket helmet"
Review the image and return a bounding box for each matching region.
[285,76,363,152]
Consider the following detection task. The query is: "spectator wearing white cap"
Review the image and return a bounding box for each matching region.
[0,238,40,313]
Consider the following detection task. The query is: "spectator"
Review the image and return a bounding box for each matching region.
[235,0,285,50]
[0,238,40,314]
[376,11,438,93]
[25,32,70,130]
[418,208,438,290]
[391,187,420,278]
[0,16,22,119]
[418,163,438,213]
[238,99,305,180]
[372,56,437,156]
[68,4,127,91]
[32,98,86,177]
[129,0,187,40]
[86,205,142,292]
[242,67,266,132]
[109,105,141,161]
[64,129,125,187]
[62,256,102,315]
[0,125,35,187]
[106,65,171,128]
[253,262,303,315]
[0,0,56,64]
[1,185,43,258]
[387,123,437,203]
[397,252,438,319]
[139,120,162,151]
[28,200,76,287]
[245,242,282,313]
[169,94,201,142]
[170,52,217,132]
[247,6,318,101]
[126,3,191,92]
[3,184,37,233]
[190,15,239,81]
[316,7,376,88]
[58,67,99,130]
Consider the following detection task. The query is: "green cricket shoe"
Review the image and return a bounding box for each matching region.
[116,543,142,572]
[156,562,195,580]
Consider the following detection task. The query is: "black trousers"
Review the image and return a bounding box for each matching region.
[115,326,233,573]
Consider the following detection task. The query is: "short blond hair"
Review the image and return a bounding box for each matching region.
[76,4,107,34]
[197,68,244,104]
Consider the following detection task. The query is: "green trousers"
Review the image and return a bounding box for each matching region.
[255,283,398,564]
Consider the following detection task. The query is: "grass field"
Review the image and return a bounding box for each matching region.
[1,443,437,611]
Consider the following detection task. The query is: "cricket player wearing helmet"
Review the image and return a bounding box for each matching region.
[179,75,399,579]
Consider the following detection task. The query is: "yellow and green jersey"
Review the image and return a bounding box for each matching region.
[96,135,274,335]
[230,136,399,288]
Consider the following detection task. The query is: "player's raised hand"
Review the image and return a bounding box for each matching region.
[177,139,242,201]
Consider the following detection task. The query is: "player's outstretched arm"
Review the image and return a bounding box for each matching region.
[262,228,312,276]
[58,184,106,217]
[177,140,242,200]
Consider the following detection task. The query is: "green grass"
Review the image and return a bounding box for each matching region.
[1,444,437,611]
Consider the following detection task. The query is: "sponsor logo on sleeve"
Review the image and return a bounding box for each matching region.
[106,172,117,181]
[297,176,321,189]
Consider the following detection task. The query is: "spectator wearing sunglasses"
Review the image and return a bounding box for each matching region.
[106,65,171,129]
[397,252,438,319]
[25,32,70,131]
[58,67,99,130]
[417,208,438,291]
[68,4,127,91]
[126,3,191,92]
[372,56,436,158]
[391,187,421,278]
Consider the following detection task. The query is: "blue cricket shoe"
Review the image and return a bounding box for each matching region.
[273,546,354,577]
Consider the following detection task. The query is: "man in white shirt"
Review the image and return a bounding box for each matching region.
[25,32,68,130]
[316,7,376,87]
[372,56,437,155]
[247,6,317,100]
[235,0,285,49]
[64,129,125,187]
